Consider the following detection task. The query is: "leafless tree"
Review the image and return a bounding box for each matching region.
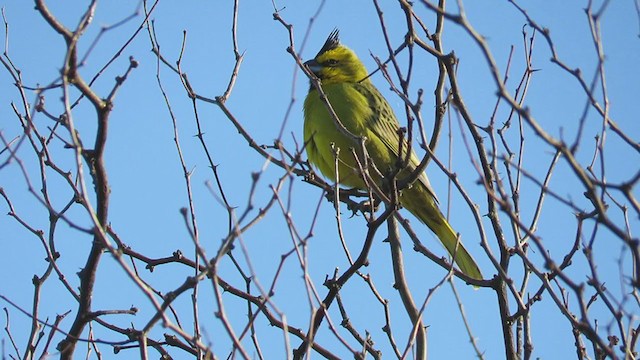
[2,1,638,359]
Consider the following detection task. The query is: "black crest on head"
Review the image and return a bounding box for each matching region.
[316,29,340,57]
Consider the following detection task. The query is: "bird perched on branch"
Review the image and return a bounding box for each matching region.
[303,29,482,281]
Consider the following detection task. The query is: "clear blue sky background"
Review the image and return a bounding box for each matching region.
[1,1,639,359]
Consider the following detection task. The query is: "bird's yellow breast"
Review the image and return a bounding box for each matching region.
[303,83,373,188]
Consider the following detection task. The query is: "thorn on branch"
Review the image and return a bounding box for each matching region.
[58,113,68,126]
[36,96,45,112]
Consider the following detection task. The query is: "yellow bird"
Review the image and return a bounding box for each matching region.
[303,30,482,280]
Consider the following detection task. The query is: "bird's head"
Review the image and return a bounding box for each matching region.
[304,29,369,85]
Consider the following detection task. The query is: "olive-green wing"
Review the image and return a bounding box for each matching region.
[354,82,439,203]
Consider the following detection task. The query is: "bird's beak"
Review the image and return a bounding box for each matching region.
[304,59,322,76]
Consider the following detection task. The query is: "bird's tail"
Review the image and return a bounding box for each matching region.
[401,188,483,281]
[430,216,483,281]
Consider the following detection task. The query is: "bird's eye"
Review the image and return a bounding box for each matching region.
[326,59,339,66]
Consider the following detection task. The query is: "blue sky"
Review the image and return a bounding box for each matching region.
[2,1,639,359]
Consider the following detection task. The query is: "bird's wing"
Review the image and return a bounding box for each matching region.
[355,82,440,203]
